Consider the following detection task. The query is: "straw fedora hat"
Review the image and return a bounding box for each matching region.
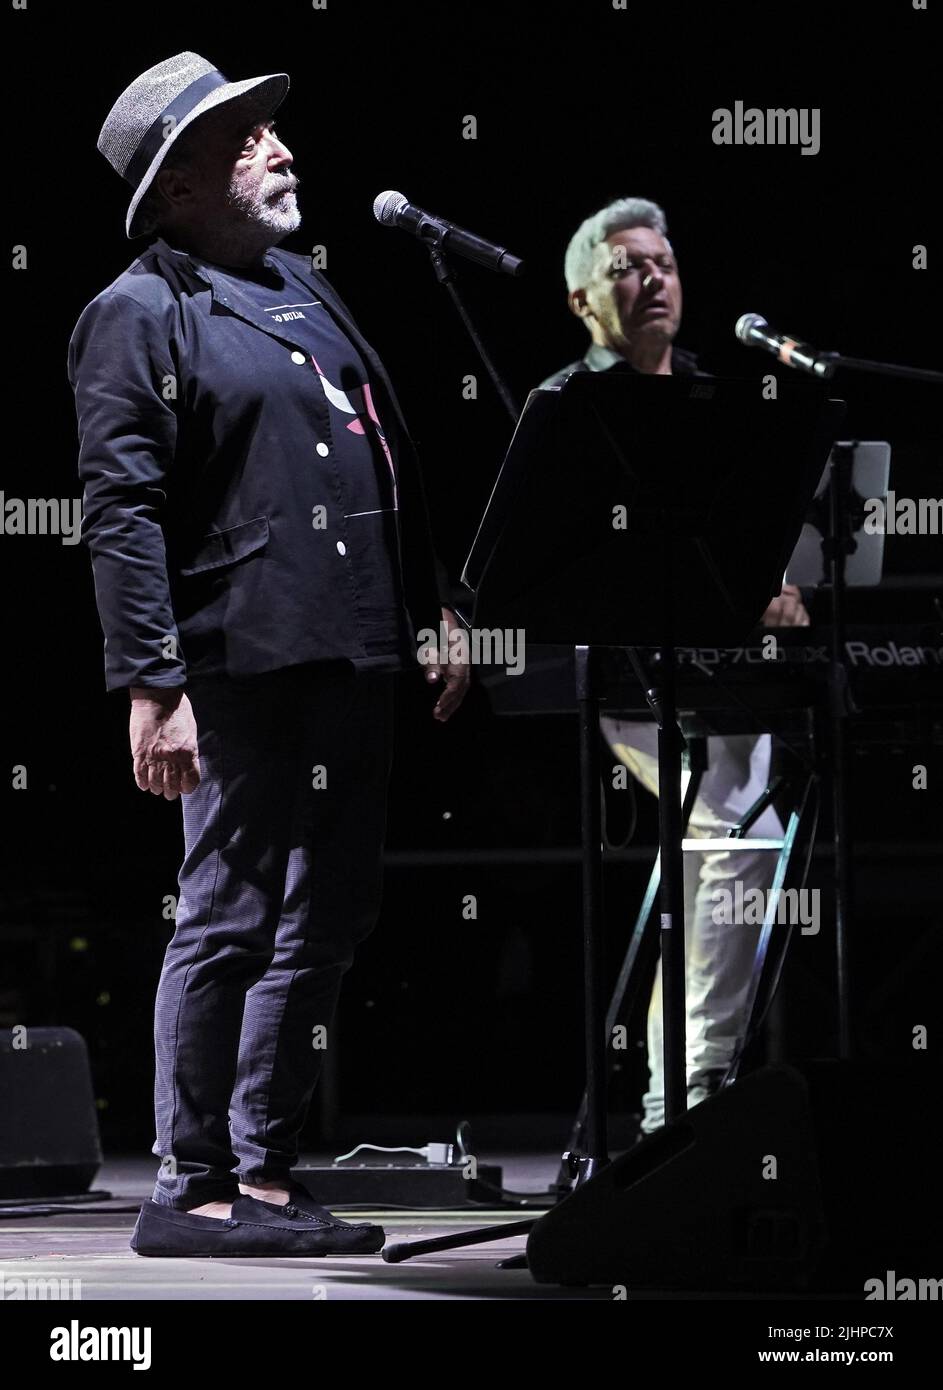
[97,51,289,238]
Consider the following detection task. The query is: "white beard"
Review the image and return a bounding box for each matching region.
[226,172,301,236]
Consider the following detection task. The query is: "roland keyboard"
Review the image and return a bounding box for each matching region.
[479,624,943,739]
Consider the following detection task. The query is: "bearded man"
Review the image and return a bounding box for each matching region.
[68,52,467,1257]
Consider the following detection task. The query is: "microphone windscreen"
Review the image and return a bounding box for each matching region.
[373,190,408,225]
[735,312,767,343]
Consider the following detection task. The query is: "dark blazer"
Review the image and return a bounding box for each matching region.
[68,236,444,691]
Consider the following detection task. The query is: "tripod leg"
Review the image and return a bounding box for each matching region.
[554,764,705,1188]
[606,767,703,1045]
[553,852,660,1190]
[381,1218,536,1263]
[727,775,786,839]
[576,646,609,1171]
[655,644,687,1124]
[724,771,819,1085]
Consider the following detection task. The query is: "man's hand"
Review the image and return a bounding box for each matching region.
[761,583,810,628]
[129,686,201,799]
[424,607,471,722]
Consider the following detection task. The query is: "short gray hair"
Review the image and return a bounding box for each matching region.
[564,197,669,291]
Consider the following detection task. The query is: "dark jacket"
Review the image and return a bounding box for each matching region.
[68,236,444,691]
[539,340,703,391]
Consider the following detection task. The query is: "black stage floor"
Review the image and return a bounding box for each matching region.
[0,1152,600,1302]
[0,1152,875,1302]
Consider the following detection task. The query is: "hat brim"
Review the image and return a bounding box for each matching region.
[125,71,289,238]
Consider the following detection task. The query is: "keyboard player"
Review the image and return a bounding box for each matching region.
[539,196,810,1134]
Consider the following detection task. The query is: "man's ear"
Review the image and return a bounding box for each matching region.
[153,163,196,211]
[568,288,592,322]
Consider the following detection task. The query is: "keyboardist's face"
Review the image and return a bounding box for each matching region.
[583,227,682,357]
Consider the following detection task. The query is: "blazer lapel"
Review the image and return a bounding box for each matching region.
[151,239,419,480]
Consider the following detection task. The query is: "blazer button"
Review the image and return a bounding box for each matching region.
[336,541,347,556]
[316,442,330,457]
[290,351,307,364]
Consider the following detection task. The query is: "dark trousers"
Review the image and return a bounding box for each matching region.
[151,662,396,1209]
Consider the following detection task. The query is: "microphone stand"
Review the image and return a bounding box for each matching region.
[425,242,521,425]
[817,353,942,385]
[821,443,857,1058]
[797,350,938,1055]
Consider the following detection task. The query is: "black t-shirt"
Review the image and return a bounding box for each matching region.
[208,252,415,671]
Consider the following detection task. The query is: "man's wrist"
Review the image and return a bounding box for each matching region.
[130,684,185,705]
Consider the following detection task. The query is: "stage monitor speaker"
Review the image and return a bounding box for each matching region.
[527,1060,941,1292]
[0,1027,102,1199]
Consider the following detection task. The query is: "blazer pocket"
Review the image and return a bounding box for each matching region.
[178,516,270,575]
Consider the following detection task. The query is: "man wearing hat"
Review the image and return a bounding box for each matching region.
[68,53,468,1257]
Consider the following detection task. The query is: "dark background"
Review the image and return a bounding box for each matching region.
[3,0,940,1149]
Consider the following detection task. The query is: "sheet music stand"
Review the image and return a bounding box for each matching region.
[383,372,843,1266]
[465,367,842,1126]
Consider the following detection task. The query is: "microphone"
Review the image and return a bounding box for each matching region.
[735,313,836,378]
[372,190,524,276]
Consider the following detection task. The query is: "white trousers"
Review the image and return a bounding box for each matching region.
[600,717,784,1133]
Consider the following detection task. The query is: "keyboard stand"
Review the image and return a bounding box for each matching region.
[553,752,818,1187]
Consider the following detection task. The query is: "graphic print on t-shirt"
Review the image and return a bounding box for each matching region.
[210,254,415,667]
[259,287,398,507]
[308,352,396,496]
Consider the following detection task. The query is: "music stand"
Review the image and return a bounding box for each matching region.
[382,372,843,1266]
[786,439,890,1056]
[786,441,891,588]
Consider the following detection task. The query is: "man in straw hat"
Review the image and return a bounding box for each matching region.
[68,52,468,1256]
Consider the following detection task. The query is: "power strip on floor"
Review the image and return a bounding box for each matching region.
[292,1162,505,1208]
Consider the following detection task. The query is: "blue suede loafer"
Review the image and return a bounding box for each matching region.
[130,1193,385,1257]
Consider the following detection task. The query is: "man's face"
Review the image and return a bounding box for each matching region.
[572,226,682,352]
[160,101,301,240]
